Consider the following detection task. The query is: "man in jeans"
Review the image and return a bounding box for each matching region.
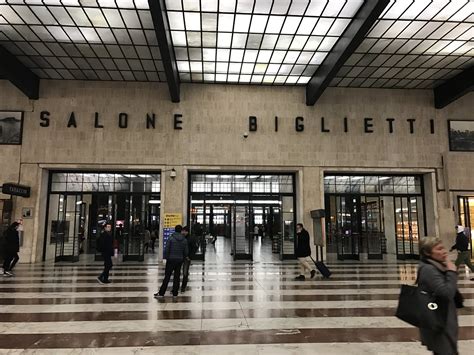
[295,223,316,281]
[97,223,114,284]
[155,225,189,297]
[450,225,474,280]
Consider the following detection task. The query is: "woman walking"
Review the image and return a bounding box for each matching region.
[418,237,459,355]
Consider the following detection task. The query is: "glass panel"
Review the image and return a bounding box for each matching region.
[379,176,393,194]
[395,197,404,256]
[281,196,294,256]
[402,197,411,254]
[410,197,420,256]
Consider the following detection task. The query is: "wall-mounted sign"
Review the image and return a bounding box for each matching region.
[162,213,182,251]
[22,207,33,219]
[448,120,474,152]
[2,183,31,198]
[0,111,23,145]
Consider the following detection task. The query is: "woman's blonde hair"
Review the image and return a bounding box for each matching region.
[419,236,442,257]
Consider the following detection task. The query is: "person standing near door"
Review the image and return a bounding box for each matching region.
[155,225,189,297]
[2,222,20,277]
[97,222,114,284]
[295,223,316,281]
[181,226,198,293]
[450,225,474,280]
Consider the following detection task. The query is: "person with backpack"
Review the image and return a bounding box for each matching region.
[154,225,188,298]
[450,225,474,280]
[97,222,114,284]
[180,226,198,293]
[2,222,20,277]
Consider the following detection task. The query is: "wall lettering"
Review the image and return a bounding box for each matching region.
[321,117,330,132]
[174,114,183,130]
[94,112,103,128]
[364,117,374,133]
[40,111,50,127]
[147,113,156,129]
[118,113,128,129]
[295,116,304,132]
[249,116,257,132]
[67,112,77,128]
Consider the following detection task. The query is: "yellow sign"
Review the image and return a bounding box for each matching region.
[163,213,182,228]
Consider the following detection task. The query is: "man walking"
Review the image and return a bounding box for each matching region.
[181,226,198,293]
[295,223,316,281]
[450,225,474,280]
[2,222,20,277]
[97,222,114,285]
[155,225,189,297]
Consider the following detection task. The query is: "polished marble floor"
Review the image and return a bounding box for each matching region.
[1,238,473,354]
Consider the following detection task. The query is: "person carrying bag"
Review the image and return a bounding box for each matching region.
[396,237,461,355]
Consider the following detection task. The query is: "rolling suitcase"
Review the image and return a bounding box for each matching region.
[311,256,331,279]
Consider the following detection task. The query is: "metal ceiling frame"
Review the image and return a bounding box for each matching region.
[434,65,473,109]
[148,0,180,102]
[306,0,390,106]
[0,45,39,99]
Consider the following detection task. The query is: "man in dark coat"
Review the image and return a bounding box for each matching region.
[2,222,20,277]
[181,226,198,293]
[97,222,114,284]
[155,225,189,297]
[295,223,316,281]
[450,225,474,280]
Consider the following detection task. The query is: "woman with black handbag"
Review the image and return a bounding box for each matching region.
[418,237,459,355]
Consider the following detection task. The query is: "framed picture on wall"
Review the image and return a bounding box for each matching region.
[448,120,474,152]
[0,111,24,145]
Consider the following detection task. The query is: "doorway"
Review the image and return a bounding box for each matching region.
[458,196,474,258]
[324,175,425,260]
[188,173,296,262]
[44,172,161,262]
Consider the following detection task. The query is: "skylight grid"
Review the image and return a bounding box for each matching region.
[165,0,364,85]
[0,0,165,81]
[332,0,474,89]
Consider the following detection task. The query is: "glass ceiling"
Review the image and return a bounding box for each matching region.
[165,0,364,85]
[0,0,472,88]
[0,0,165,81]
[332,0,474,89]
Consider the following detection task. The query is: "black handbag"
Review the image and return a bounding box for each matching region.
[454,290,464,309]
[396,282,447,332]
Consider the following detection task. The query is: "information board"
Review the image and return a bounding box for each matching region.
[163,213,182,253]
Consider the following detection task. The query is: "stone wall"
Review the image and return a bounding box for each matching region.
[0,80,472,263]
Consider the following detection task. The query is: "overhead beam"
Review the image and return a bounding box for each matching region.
[306,0,389,106]
[0,45,39,99]
[434,66,474,109]
[148,0,180,103]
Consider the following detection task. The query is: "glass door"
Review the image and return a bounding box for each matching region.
[394,196,420,259]
[458,196,474,258]
[362,196,383,259]
[53,194,82,262]
[231,204,252,260]
[336,195,361,260]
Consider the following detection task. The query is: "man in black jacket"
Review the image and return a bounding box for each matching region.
[97,222,114,285]
[2,222,20,277]
[181,226,198,293]
[450,225,474,279]
[155,225,189,297]
[295,223,316,281]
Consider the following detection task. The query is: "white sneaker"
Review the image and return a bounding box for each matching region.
[3,272,12,277]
